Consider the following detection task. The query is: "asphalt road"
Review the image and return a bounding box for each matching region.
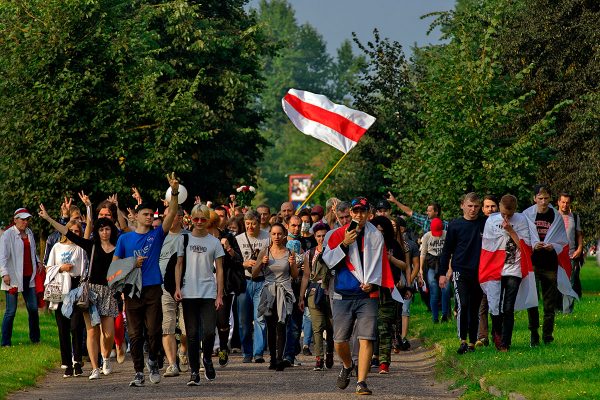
[10,339,461,399]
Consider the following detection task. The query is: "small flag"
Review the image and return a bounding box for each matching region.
[282,89,376,153]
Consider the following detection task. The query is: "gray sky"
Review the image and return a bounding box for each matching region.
[248,0,456,56]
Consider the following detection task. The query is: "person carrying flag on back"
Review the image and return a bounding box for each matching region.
[523,185,578,346]
[322,197,394,396]
[479,195,539,351]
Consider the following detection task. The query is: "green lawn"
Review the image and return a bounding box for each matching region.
[411,257,600,400]
[0,299,60,399]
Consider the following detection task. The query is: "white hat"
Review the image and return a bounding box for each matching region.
[14,208,32,219]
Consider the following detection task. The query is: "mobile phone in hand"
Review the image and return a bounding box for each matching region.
[348,219,359,231]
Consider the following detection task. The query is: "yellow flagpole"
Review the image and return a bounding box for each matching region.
[295,151,349,213]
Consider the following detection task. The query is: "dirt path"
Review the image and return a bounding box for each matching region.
[10,339,462,399]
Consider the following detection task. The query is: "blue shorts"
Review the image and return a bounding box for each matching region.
[332,297,378,342]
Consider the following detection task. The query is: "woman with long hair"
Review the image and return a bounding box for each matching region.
[43,215,87,378]
[40,202,120,380]
[253,223,298,371]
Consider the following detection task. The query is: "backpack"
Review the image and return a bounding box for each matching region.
[164,233,189,297]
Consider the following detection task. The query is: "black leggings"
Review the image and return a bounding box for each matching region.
[453,271,483,343]
[216,294,234,350]
[265,308,287,363]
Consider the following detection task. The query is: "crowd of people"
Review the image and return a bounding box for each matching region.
[0,176,587,395]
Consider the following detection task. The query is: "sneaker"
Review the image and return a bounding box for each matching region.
[325,352,334,369]
[89,368,101,380]
[203,358,216,381]
[401,338,411,351]
[186,371,201,386]
[242,355,253,363]
[475,339,484,347]
[74,362,84,377]
[116,342,126,364]
[481,337,490,347]
[293,358,302,367]
[129,372,145,387]
[457,342,469,355]
[269,360,278,370]
[254,356,265,364]
[178,352,189,372]
[63,366,74,378]
[313,357,324,371]
[530,331,540,348]
[370,358,379,368]
[218,349,229,367]
[467,344,476,352]
[356,381,372,395]
[102,357,112,375]
[280,359,292,369]
[164,364,180,377]
[378,362,389,374]
[336,362,354,390]
[109,349,116,358]
[148,359,161,384]
[302,345,312,356]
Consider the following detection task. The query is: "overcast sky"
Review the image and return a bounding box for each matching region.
[247,0,456,56]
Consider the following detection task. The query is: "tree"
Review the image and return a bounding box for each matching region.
[0,0,270,222]
[387,0,567,218]
[497,0,600,237]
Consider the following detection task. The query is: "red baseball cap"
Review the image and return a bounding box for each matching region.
[430,218,443,237]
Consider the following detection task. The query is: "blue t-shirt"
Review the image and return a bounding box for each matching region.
[114,227,166,287]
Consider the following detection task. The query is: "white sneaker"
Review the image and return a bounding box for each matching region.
[110,349,116,358]
[148,359,161,384]
[178,352,189,372]
[102,358,112,375]
[89,368,101,380]
[163,364,180,377]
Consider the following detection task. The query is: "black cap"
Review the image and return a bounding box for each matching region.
[350,197,369,210]
[376,199,391,210]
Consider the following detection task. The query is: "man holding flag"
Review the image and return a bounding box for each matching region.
[323,197,394,396]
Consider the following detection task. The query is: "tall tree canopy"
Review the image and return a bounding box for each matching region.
[0,0,270,219]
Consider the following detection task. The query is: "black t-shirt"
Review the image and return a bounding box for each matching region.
[532,209,558,269]
[300,236,317,252]
[66,231,115,286]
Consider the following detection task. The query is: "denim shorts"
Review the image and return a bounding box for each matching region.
[332,297,378,342]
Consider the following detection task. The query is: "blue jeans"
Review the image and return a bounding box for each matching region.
[302,306,313,346]
[284,301,303,361]
[2,276,40,346]
[428,268,450,322]
[236,279,266,358]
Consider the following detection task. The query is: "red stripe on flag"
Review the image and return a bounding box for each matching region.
[479,248,505,283]
[558,245,572,278]
[520,240,533,277]
[283,93,367,142]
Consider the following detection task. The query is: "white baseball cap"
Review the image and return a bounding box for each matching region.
[14,208,32,219]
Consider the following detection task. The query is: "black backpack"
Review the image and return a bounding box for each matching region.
[164,233,189,297]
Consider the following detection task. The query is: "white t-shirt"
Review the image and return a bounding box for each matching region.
[235,230,270,277]
[159,229,190,278]
[177,233,225,299]
[47,242,86,277]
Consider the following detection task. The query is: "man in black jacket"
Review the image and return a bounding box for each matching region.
[439,192,486,354]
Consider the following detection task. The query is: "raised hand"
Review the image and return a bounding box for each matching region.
[60,196,73,217]
[131,187,142,205]
[38,203,50,220]
[194,196,201,205]
[166,172,180,194]
[107,193,119,207]
[78,191,91,207]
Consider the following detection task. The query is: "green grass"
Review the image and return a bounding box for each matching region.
[0,298,60,399]
[411,257,600,400]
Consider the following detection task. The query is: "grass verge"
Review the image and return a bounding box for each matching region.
[0,298,60,400]
[411,256,600,400]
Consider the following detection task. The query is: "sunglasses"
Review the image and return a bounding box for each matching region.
[192,217,208,223]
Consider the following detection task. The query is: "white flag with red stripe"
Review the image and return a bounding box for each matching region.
[479,213,539,314]
[282,89,376,153]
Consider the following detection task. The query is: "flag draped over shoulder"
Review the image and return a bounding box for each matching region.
[479,213,539,314]
[282,89,376,154]
[322,222,394,289]
[523,205,579,299]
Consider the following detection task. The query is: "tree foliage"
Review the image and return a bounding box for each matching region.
[0,0,270,221]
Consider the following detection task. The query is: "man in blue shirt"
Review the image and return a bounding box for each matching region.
[113,173,180,387]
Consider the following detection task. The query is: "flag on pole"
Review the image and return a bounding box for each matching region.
[282,88,376,153]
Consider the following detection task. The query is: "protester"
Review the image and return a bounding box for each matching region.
[174,204,224,386]
[476,194,499,347]
[45,219,87,377]
[280,202,295,226]
[113,173,180,387]
[331,201,352,230]
[235,210,270,363]
[375,200,392,218]
[254,223,298,371]
[556,192,583,313]
[323,197,393,395]
[256,204,271,232]
[40,198,120,379]
[420,218,448,323]
[387,192,448,233]
[523,185,578,346]
[480,195,538,351]
[439,192,485,354]
[1,208,41,347]
[298,222,334,371]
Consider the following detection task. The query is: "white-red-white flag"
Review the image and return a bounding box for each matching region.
[282,89,376,154]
